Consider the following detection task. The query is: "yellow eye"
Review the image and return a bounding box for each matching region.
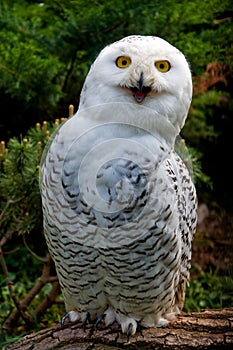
[155,60,171,72]
[116,56,131,68]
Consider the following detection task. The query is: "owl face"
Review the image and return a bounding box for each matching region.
[79,35,192,131]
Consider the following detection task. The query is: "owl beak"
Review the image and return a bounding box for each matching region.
[130,73,151,103]
[131,86,152,103]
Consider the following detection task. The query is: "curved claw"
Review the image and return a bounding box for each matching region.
[127,322,133,342]
[82,312,90,332]
[95,313,106,329]
[61,312,70,327]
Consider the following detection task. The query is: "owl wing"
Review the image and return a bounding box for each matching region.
[166,151,197,310]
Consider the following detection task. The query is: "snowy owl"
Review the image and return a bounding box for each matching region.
[40,35,197,337]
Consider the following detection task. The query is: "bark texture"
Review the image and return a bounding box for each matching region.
[6,308,233,350]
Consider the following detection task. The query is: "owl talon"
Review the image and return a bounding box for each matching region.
[61,310,80,327]
[127,323,133,341]
[82,312,90,331]
[95,313,106,329]
[61,312,70,327]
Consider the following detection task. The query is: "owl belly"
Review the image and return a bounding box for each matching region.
[99,200,181,326]
[48,161,180,326]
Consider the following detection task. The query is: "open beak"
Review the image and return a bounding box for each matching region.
[130,73,152,103]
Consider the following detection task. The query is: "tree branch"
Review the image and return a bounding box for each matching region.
[35,281,61,320]
[2,253,58,332]
[6,308,233,349]
[0,243,34,329]
[22,234,48,263]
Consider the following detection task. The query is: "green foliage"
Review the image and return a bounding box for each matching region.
[0,139,41,237]
[0,1,64,107]
[175,138,212,189]
[0,119,65,342]
[0,0,232,116]
[185,270,233,312]
[0,274,64,329]
[183,90,224,145]
[0,117,66,238]
[0,246,65,344]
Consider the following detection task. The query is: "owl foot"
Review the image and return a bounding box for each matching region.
[61,308,138,338]
[103,306,117,326]
[61,310,80,327]
[94,307,138,337]
[156,317,170,327]
[95,313,106,329]
[116,314,138,337]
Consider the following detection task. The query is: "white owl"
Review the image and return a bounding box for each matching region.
[41,35,197,337]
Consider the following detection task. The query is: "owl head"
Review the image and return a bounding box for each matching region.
[79,35,192,134]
